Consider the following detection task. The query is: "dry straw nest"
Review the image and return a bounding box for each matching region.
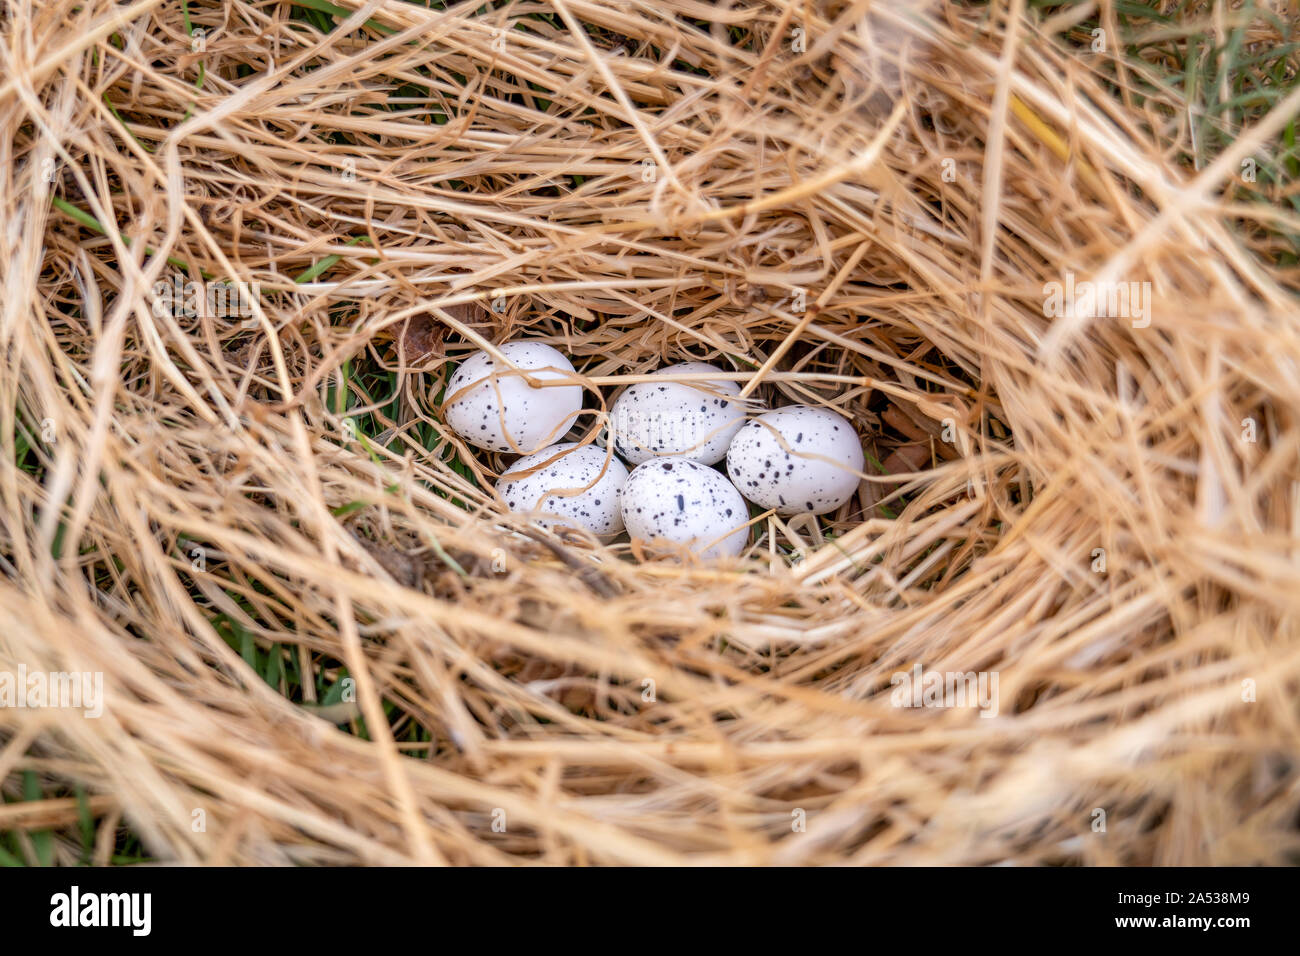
[2,0,1298,865]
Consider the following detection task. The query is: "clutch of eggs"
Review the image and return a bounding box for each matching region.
[443,341,583,454]
[725,405,863,515]
[495,442,628,538]
[609,361,747,465]
[437,338,868,560]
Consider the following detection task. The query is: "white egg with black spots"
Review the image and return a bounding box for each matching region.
[726,405,863,515]
[495,442,627,538]
[610,361,746,465]
[443,341,582,454]
[621,459,749,559]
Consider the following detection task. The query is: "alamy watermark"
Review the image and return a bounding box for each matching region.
[0,665,103,718]
[50,886,150,936]
[150,274,260,321]
[611,406,709,456]
[890,663,999,718]
[1043,270,1151,329]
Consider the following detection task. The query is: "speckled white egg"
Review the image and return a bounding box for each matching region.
[443,341,582,453]
[609,361,747,465]
[726,405,863,515]
[495,442,628,538]
[621,459,749,559]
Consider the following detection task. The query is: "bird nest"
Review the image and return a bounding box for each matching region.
[1,0,1297,864]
